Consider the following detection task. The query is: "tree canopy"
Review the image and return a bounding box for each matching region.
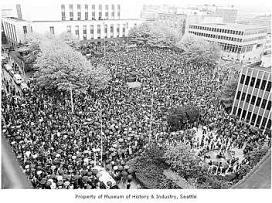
[177,34,221,67]
[34,35,110,94]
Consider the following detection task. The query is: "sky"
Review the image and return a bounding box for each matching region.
[1,0,271,16]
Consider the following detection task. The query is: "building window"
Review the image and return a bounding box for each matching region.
[83,25,87,34]
[261,80,267,90]
[256,115,262,127]
[69,4,73,9]
[85,12,88,20]
[90,25,94,34]
[267,119,271,129]
[97,25,101,34]
[250,77,256,87]
[261,99,267,109]
[251,113,257,125]
[246,111,252,122]
[70,12,73,20]
[92,12,95,20]
[245,76,250,85]
[251,95,256,105]
[49,26,54,35]
[99,12,102,20]
[242,110,247,119]
[77,4,81,9]
[261,118,267,129]
[104,24,107,35]
[99,4,102,10]
[61,4,65,20]
[241,92,246,101]
[256,97,261,106]
[240,74,245,84]
[255,78,261,88]
[75,25,79,38]
[236,91,241,100]
[23,26,27,34]
[78,12,81,20]
[67,26,71,33]
[266,81,271,92]
[246,94,251,103]
[62,11,66,20]
[267,101,271,111]
[237,108,242,116]
[85,4,88,9]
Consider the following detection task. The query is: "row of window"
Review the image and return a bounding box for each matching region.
[233,107,271,129]
[240,74,271,92]
[236,91,271,110]
[65,24,127,40]
[244,28,267,36]
[189,31,243,42]
[62,4,120,10]
[189,25,244,35]
[61,4,120,21]
[243,35,266,42]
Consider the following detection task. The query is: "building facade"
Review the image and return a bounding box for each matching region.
[212,7,238,23]
[231,60,271,132]
[188,23,267,63]
[2,0,142,45]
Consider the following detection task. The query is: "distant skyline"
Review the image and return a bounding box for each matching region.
[1,0,271,17]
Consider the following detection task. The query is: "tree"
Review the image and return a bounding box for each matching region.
[164,142,205,180]
[177,34,221,67]
[128,22,182,48]
[34,36,97,113]
[167,106,200,132]
[220,79,238,113]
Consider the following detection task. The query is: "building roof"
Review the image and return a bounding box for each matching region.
[190,23,268,31]
[3,17,26,22]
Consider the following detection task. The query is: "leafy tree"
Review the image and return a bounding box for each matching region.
[34,36,101,113]
[220,79,238,112]
[177,34,221,67]
[128,22,182,48]
[167,106,200,131]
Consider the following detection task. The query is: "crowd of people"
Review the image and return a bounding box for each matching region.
[2,41,270,189]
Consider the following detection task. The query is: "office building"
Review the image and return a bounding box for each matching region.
[2,0,142,45]
[189,23,267,63]
[231,56,271,132]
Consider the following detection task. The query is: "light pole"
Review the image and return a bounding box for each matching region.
[100,100,103,164]
[149,81,154,144]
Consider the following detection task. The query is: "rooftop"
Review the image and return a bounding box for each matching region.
[190,23,268,31]
[3,17,26,22]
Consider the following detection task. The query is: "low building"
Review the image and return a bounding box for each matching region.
[189,23,267,63]
[231,55,271,132]
[2,0,142,45]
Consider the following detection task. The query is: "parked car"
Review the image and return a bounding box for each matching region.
[13,74,23,84]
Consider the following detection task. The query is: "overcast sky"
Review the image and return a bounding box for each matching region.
[2,0,271,14]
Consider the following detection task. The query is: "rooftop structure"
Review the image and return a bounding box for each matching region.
[2,0,142,45]
[189,23,268,63]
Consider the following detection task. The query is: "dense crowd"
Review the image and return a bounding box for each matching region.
[1,42,270,189]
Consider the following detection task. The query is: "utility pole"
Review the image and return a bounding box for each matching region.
[100,101,103,164]
[149,82,154,145]
[70,84,74,114]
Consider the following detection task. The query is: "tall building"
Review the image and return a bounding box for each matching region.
[212,7,238,23]
[188,23,267,63]
[231,56,271,132]
[2,0,142,45]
